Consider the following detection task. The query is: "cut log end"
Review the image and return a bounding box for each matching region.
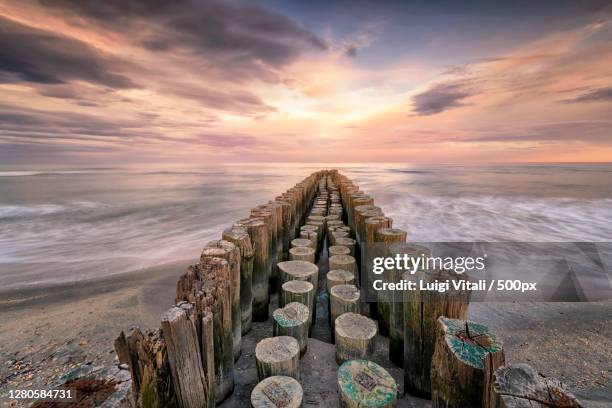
[335,313,378,364]
[256,336,301,381]
[251,376,303,408]
[337,360,397,408]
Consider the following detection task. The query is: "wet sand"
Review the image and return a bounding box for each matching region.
[1,260,610,407]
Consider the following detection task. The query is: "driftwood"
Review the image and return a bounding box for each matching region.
[337,360,397,408]
[431,317,505,408]
[334,313,377,364]
[491,364,583,408]
[273,302,310,355]
[251,376,303,408]
[256,337,301,381]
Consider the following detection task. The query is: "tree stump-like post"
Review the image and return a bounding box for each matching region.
[273,302,310,355]
[328,245,350,257]
[326,269,355,294]
[335,237,357,257]
[334,313,377,364]
[330,284,360,333]
[222,227,254,335]
[354,206,382,242]
[234,218,270,322]
[291,238,313,249]
[277,260,319,296]
[203,240,241,361]
[280,280,315,329]
[251,376,303,408]
[403,268,470,397]
[161,305,212,408]
[374,228,407,337]
[329,254,357,284]
[289,246,315,263]
[299,230,318,254]
[364,216,392,245]
[337,360,397,408]
[431,317,505,408]
[256,336,301,381]
[490,364,583,408]
[331,230,350,246]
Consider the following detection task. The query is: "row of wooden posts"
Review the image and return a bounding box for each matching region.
[113,169,581,408]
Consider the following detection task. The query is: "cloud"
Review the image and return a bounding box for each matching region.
[562,86,612,103]
[41,0,327,79]
[194,134,257,148]
[410,82,474,115]
[0,16,137,88]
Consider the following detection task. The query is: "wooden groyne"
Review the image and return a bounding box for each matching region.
[112,169,582,408]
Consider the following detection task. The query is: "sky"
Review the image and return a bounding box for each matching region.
[1,0,611,166]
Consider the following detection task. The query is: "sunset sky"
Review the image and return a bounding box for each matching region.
[1,0,611,165]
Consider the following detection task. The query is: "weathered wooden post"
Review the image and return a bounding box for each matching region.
[234,218,270,322]
[256,337,301,381]
[337,360,397,408]
[334,313,377,364]
[431,317,505,408]
[326,269,355,294]
[273,302,310,355]
[203,240,241,361]
[329,254,357,283]
[161,305,212,408]
[277,260,319,296]
[222,227,254,335]
[335,237,357,256]
[299,229,318,253]
[490,364,582,408]
[280,280,315,329]
[289,246,315,263]
[329,245,350,257]
[374,228,407,337]
[251,208,278,291]
[403,267,470,397]
[330,284,360,332]
[291,237,313,249]
[251,376,303,408]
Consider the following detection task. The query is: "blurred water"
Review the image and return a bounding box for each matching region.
[1,163,611,290]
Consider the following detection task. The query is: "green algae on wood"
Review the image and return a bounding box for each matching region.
[337,359,397,408]
[431,317,505,408]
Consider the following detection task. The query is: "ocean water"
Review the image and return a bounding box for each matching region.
[1,163,611,291]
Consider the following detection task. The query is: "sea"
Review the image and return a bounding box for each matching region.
[1,163,611,291]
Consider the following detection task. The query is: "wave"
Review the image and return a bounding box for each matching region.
[0,201,104,219]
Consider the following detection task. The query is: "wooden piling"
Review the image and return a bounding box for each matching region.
[403,268,470,397]
[329,245,351,257]
[277,260,319,296]
[222,227,254,335]
[335,237,357,256]
[337,360,397,408]
[161,305,212,408]
[289,246,315,263]
[234,218,270,322]
[334,313,377,364]
[329,254,357,284]
[330,284,360,332]
[291,238,313,249]
[431,317,505,408]
[256,336,301,381]
[280,280,315,329]
[273,302,310,355]
[326,269,355,294]
[374,228,407,337]
[251,376,303,408]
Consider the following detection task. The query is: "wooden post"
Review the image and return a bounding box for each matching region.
[273,302,310,355]
[364,216,392,245]
[222,227,254,335]
[203,240,241,361]
[431,317,505,408]
[289,246,315,263]
[330,284,360,332]
[374,228,407,337]
[354,205,382,242]
[161,305,212,408]
[114,328,175,408]
[334,313,377,364]
[251,209,278,291]
[251,376,303,408]
[329,245,350,257]
[280,280,315,329]
[326,269,355,294]
[329,254,357,284]
[335,237,357,257]
[277,260,319,296]
[403,268,470,397]
[234,218,270,322]
[337,360,397,408]
[490,364,582,408]
[299,230,318,253]
[255,336,301,381]
[291,238,313,249]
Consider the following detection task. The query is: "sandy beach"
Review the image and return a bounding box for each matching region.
[1,256,610,407]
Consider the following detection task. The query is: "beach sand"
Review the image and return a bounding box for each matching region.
[1,260,610,407]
